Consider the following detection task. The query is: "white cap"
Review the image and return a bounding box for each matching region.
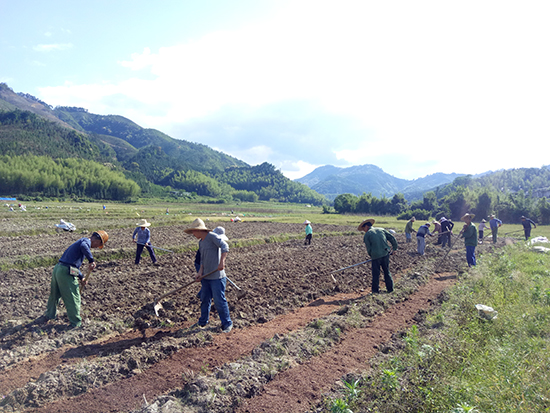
[213,226,229,241]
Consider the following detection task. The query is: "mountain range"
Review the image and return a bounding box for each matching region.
[296,164,466,201]
[1,82,542,205]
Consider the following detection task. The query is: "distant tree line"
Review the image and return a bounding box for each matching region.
[333,168,550,225]
[0,155,140,200]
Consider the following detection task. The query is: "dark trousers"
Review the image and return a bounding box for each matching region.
[136,244,157,264]
[524,228,531,240]
[305,234,312,245]
[466,246,476,267]
[441,233,452,248]
[371,255,393,293]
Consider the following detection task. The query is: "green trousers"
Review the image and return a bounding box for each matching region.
[45,263,82,327]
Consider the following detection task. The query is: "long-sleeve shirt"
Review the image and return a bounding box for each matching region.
[441,220,454,233]
[305,224,313,235]
[133,227,151,245]
[461,224,478,247]
[363,227,398,260]
[478,222,490,231]
[405,220,415,234]
[522,218,536,229]
[489,218,502,229]
[199,232,229,280]
[59,238,94,268]
[416,225,432,238]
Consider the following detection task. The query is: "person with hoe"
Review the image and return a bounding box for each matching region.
[41,231,109,328]
[185,218,233,333]
[358,218,398,294]
[489,214,502,244]
[440,217,454,248]
[416,222,434,255]
[132,219,158,266]
[404,216,416,243]
[460,213,477,267]
[303,220,313,245]
[478,219,490,243]
[521,216,537,240]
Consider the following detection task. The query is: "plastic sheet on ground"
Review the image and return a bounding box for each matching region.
[55,219,76,232]
[475,304,498,320]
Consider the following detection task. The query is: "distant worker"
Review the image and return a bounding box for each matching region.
[133,219,158,266]
[432,219,442,245]
[303,220,313,245]
[404,217,416,243]
[358,218,398,294]
[416,222,434,255]
[460,213,477,267]
[41,231,108,328]
[440,217,454,248]
[521,216,537,240]
[478,219,490,243]
[185,218,233,333]
[489,214,502,244]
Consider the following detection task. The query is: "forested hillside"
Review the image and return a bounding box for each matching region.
[0,83,326,204]
[332,167,550,224]
[0,155,140,200]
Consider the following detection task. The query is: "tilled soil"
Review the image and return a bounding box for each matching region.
[0,222,504,412]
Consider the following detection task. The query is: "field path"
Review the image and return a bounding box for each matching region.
[25,273,455,413]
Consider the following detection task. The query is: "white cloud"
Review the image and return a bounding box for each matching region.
[37,1,550,180]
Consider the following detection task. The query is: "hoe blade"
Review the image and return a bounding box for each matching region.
[153,301,163,317]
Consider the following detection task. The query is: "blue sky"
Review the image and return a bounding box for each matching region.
[1,0,549,180]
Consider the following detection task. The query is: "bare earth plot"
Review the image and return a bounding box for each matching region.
[0,222,504,412]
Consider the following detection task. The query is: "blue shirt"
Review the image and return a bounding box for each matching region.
[416,225,432,238]
[133,227,151,245]
[59,237,94,268]
[489,218,502,229]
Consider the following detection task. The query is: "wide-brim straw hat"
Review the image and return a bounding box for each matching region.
[136,219,151,227]
[93,230,109,249]
[461,213,475,222]
[184,218,210,234]
[303,220,311,224]
[357,218,375,231]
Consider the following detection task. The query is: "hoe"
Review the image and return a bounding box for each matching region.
[153,270,244,316]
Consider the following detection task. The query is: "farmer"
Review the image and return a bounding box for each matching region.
[194,226,229,298]
[440,217,454,248]
[358,218,398,294]
[432,219,442,245]
[460,213,477,267]
[132,219,158,266]
[185,218,233,333]
[489,214,502,244]
[404,216,416,243]
[416,222,434,255]
[41,231,109,328]
[521,216,537,240]
[478,219,490,243]
[304,220,313,245]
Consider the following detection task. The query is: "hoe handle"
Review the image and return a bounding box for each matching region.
[155,269,217,302]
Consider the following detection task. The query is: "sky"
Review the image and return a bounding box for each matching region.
[1,0,549,181]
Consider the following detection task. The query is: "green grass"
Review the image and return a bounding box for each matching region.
[340,243,550,413]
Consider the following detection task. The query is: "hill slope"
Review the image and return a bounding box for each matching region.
[296,164,463,200]
[0,83,325,204]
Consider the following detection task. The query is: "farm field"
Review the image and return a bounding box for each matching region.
[0,202,520,412]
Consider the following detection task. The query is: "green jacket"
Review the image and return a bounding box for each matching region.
[405,220,415,234]
[363,227,398,260]
[461,223,477,247]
